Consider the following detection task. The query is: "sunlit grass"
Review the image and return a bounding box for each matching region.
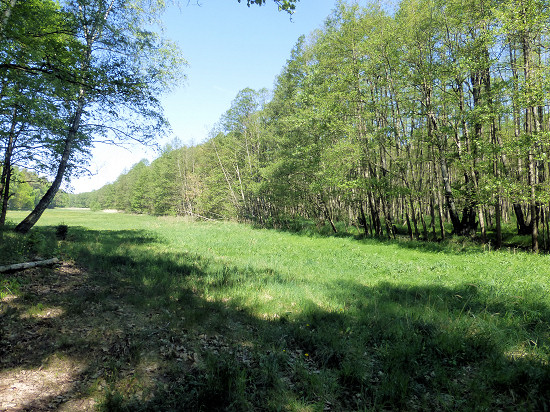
[4,209,550,410]
[22,303,65,319]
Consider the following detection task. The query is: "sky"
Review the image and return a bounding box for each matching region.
[70,0,339,193]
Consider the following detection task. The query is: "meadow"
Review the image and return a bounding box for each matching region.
[1,209,549,410]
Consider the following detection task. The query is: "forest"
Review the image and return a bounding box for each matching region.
[72,0,550,252]
[2,167,68,211]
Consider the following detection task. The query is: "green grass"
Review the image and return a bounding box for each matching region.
[3,209,550,410]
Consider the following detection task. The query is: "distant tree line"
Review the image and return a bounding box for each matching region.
[73,0,550,252]
[2,167,68,214]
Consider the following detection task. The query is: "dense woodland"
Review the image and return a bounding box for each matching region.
[5,167,68,210]
[72,0,550,251]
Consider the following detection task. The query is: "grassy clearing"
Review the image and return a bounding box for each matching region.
[1,209,550,410]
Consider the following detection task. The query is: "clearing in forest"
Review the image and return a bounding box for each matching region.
[1,209,549,410]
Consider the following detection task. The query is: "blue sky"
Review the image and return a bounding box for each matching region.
[71,0,338,193]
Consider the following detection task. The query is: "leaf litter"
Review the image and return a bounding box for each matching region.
[0,262,178,411]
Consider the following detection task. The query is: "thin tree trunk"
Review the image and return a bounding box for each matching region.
[0,166,12,226]
[437,137,462,233]
[495,197,502,248]
[322,199,337,234]
[409,196,420,240]
[521,24,539,252]
[0,107,18,226]
[419,203,428,240]
[478,206,487,243]
[359,202,370,236]
[430,194,437,240]
[405,211,413,240]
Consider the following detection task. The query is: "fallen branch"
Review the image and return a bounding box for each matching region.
[0,257,60,273]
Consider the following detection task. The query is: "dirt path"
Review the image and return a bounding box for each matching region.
[0,261,178,411]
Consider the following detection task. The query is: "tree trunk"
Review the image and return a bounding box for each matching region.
[320,196,337,233]
[15,94,85,234]
[367,191,381,237]
[0,257,59,273]
[495,197,502,248]
[436,135,462,234]
[0,166,12,226]
[405,210,413,240]
[430,195,437,240]
[0,108,17,226]
[359,202,370,236]
[529,152,539,252]
[419,205,428,240]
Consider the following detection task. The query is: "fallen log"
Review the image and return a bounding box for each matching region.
[0,257,60,273]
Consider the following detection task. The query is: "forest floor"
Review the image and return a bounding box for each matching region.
[1,210,549,410]
[0,260,227,411]
[1,262,100,410]
[0,261,147,411]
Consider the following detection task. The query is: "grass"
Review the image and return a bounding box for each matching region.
[1,209,550,410]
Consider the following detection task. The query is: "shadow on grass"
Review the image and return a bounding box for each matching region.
[258,219,489,257]
[258,217,542,256]
[1,226,549,411]
[323,280,550,409]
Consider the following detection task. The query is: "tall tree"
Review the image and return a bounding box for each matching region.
[14,0,185,233]
[0,0,77,225]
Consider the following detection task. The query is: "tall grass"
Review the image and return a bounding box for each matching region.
[4,209,550,410]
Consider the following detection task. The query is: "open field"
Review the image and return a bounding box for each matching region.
[1,209,550,410]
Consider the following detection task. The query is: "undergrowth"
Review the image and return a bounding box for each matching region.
[0,224,60,265]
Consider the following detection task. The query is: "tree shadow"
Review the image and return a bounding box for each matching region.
[1,227,549,411]
[320,279,550,409]
[257,219,495,257]
[257,216,544,256]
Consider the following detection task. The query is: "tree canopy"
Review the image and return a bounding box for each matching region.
[76,0,550,252]
[0,0,185,232]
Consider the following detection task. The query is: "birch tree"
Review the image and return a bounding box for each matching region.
[14,0,185,233]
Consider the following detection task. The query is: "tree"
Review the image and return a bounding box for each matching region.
[13,0,185,233]
[0,0,77,226]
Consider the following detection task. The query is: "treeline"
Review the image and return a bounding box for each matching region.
[1,167,68,214]
[76,0,550,251]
